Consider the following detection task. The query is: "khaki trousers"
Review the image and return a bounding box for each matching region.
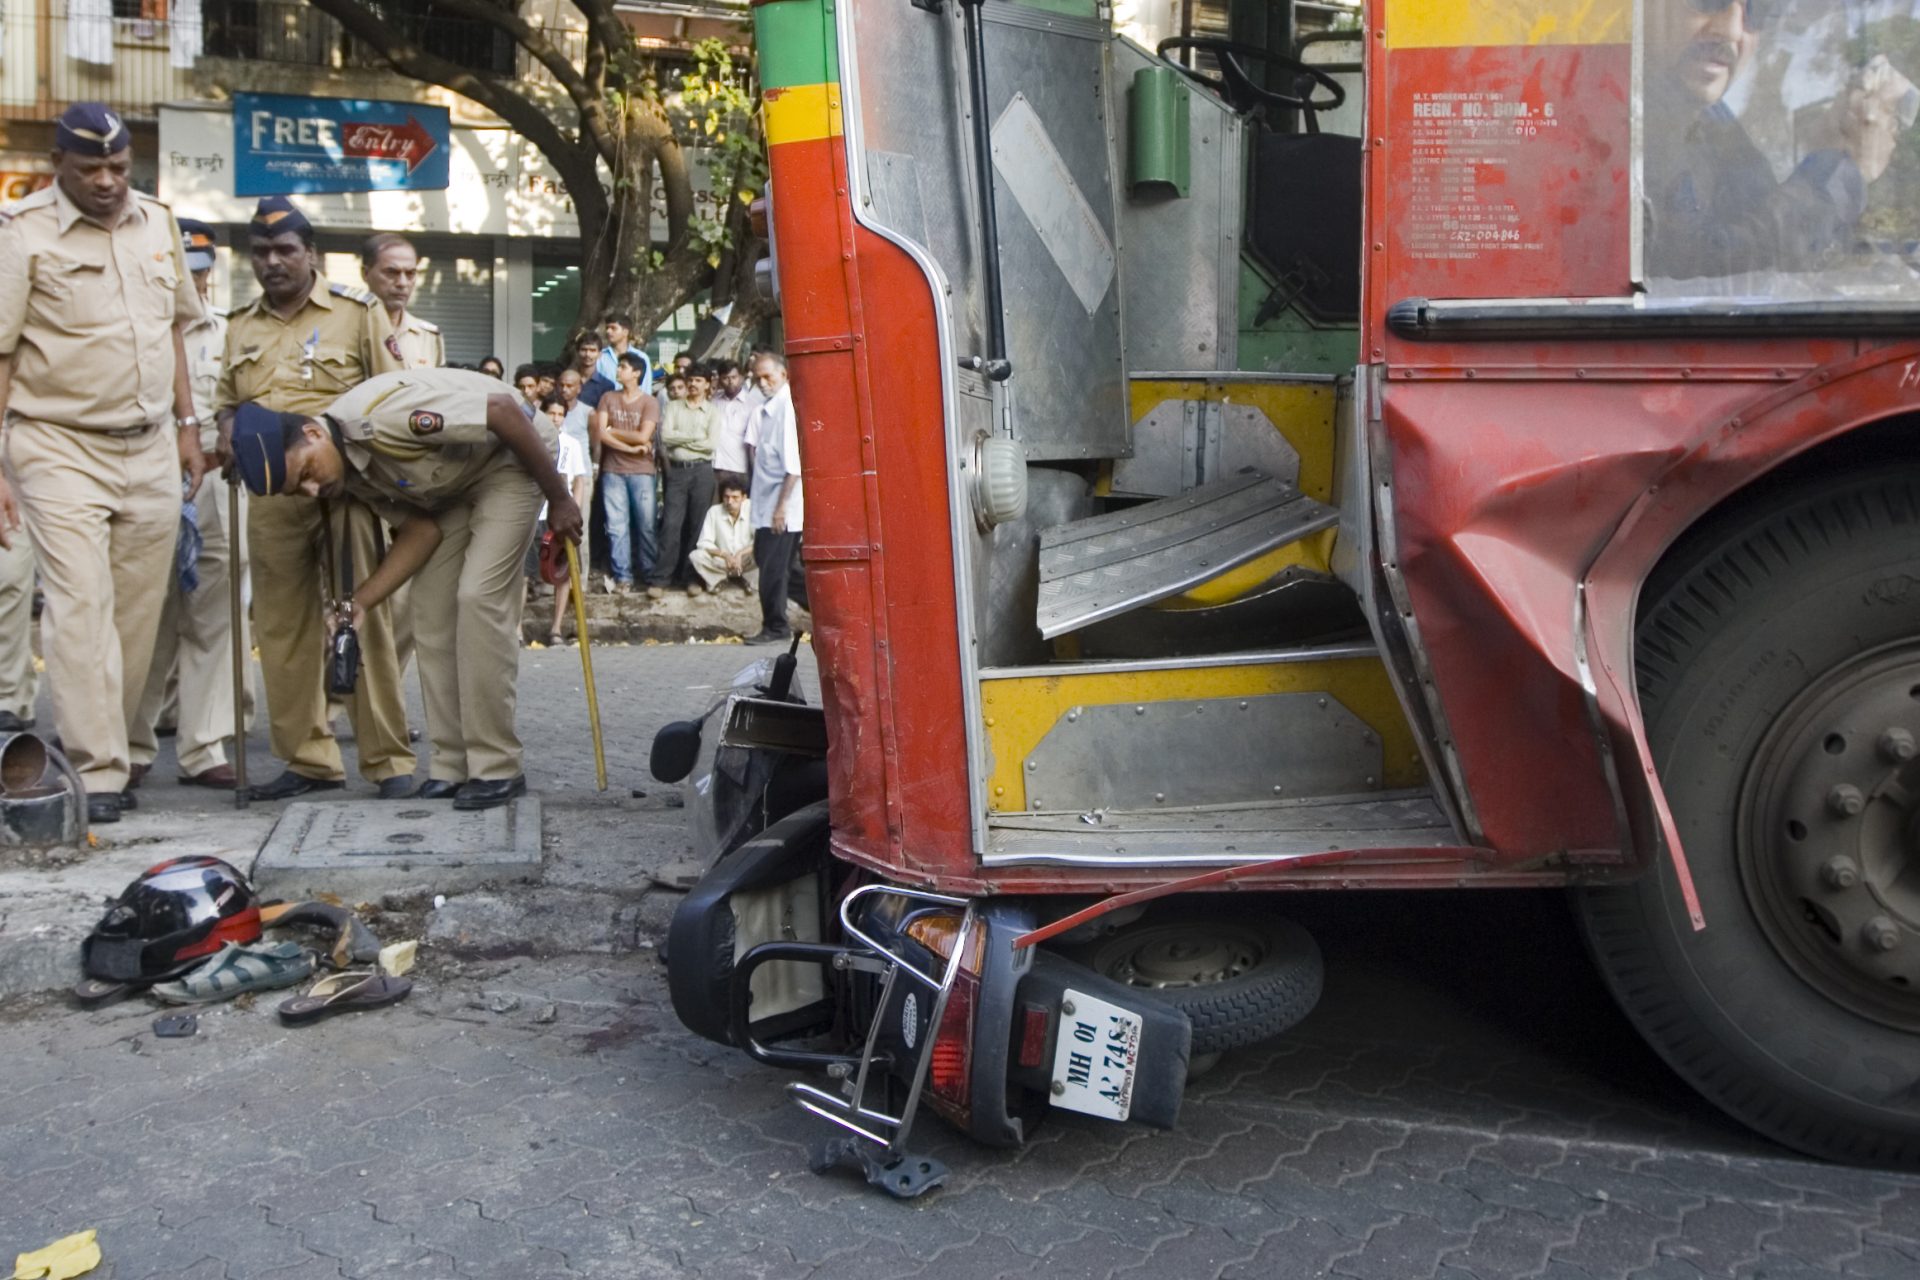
[414,465,542,782]
[249,495,415,783]
[4,420,178,793]
[0,533,37,719]
[130,475,253,775]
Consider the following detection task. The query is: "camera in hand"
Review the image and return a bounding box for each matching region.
[328,619,361,696]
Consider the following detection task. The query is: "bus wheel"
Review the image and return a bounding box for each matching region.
[1076,912,1322,1059]
[1577,466,1920,1167]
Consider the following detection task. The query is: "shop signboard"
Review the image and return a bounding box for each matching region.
[233,93,451,196]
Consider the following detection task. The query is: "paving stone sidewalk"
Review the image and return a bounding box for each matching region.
[2,644,1917,1279]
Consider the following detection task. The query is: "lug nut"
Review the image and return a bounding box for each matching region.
[1865,916,1902,953]
[1881,728,1917,763]
[1821,856,1861,890]
[1827,784,1866,817]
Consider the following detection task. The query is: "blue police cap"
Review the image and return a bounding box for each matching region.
[249,195,312,241]
[55,103,129,157]
[232,403,310,496]
[178,218,216,273]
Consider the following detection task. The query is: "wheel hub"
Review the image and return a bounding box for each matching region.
[1107,926,1263,989]
[1740,643,1920,1031]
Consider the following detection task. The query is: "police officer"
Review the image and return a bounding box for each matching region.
[129,218,250,789]
[358,231,439,682]
[361,233,442,369]
[0,103,207,823]
[232,368,581,809]
[215,196,415,800]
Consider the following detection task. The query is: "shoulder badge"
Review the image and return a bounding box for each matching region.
[416,317,440,333]
[385,335,404,360]
[408,409,444,436]
[330,282,378,306]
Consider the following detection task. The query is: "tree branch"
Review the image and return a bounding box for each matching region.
[304,0,608,226]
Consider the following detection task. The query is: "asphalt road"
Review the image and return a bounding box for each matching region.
[3,642,1916,1279]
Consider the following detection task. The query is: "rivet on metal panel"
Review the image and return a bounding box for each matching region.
[1067,710,1079,722]
[1154,793,1165,803]
[1134,705,1146,715]
[1272,785,1283,794]
[1239,701,1248,710]
[1317,697,1328,708]
[1372,242,1383,251]
[985,717,995,727]
[1680,368,1693,378]
[1027,760,1037,772]
[1574,369,1586,379]
[1033,800,1043,810]
[994,785,1004,796]
[1464,369,1477,379]
[1775,368,1788,378]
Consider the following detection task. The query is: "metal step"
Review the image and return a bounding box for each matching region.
[983,791,1456,866]
[1035,470,1339,639]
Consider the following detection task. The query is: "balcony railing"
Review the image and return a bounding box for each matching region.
[0,1,726,123]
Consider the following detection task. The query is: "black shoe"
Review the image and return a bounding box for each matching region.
[0,710,32,734]
[248,770,345,802]
[744,628,791,645]
[119,788,138,812]
[413,779,461,800]
[86,793,121,824]
[452,775,527,811]
[376,776,414,800]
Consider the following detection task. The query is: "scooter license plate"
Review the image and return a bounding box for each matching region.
[1049,989,1143,1122]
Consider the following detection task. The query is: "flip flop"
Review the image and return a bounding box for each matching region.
[149,941,315,1005]
[278,971,413,1025]
[73,977,146,1008]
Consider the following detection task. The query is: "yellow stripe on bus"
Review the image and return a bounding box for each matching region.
[1385,0,1628,50]
[763,82,843,147]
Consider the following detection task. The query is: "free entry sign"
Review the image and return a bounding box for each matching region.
[233,93,450,196]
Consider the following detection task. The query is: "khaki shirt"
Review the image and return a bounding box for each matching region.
[325,368,555,516]
[216,276,399,419]
[0,184,201,429]
[386,310,443,369]
[182,309,226,428]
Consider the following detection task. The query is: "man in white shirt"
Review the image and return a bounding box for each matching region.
[711,358,754,494]
[690,477,755,594]
[745,351,807,644]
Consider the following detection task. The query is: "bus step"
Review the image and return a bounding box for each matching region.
[1035,470,1338,640]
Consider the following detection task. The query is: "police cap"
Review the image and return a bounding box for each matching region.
[178,218,217,273]
[248,196,312,242]
[54,103,130,158]
[232,403,312,496]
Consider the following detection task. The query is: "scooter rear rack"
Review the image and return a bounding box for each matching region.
[784,883,976,1198]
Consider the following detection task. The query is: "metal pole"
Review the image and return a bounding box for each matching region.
[957,0,1012,382]
[228,473,248,808]
[564,540,608,791]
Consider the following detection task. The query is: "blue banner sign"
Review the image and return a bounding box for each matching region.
[233,93,450,196]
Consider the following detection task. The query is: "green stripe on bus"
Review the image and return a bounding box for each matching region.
[756,0,840,92]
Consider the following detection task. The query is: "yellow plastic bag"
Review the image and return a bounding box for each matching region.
[12,1230,100,1280]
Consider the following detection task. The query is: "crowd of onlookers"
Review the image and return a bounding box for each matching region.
[465,319,807,647]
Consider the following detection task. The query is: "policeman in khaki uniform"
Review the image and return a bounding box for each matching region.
[233,368,581,809]
[128,218,253,790]
[215,196,416,801]
[0,104,207,824]
[359,232,439,679]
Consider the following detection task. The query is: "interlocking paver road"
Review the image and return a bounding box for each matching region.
[3,643,1916,1279]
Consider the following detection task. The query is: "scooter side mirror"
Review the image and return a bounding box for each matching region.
[650,720,704,783]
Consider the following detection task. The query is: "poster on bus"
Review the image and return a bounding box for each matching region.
[1641,0,1920,300]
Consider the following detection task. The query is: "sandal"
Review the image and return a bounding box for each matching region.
[73,976,147,1008]
[150,941,315,1005]
[278,971,413,1025]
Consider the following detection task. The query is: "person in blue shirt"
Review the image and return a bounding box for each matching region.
[594,313,651,397]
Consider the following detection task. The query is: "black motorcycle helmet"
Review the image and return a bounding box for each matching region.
[82,856,263,982]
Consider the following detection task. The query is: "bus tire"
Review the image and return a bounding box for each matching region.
[1577,465,1920,1167]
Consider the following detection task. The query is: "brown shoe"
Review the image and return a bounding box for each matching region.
[179,764,238,789]
[128,762,151,789]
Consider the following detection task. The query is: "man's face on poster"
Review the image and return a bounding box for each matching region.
[1651,0,1765,107]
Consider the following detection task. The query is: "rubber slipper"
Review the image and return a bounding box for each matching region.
[73,977,144,1007]
[149,941,315,1005]
[278,971,413,1025]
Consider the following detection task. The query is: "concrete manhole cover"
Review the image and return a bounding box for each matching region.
[250,798,543,899]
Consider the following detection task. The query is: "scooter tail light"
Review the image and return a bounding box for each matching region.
[905,911,984,1126]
